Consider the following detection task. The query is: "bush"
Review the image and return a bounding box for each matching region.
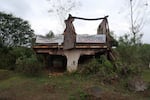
[0,47,16,70]
[0,47,34,70]
[116,62,141,77]
[16,54,43,76]
[78,54,141,84]
[0,47,44,76]
[10,47,34,58]
[78,55,114,76]
[78,58,100,75]
[116,34,150,72]
[138,44,150,67]
[115,44,150,77]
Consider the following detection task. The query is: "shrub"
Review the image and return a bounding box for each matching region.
[138,44,150,67]
[115,44,150,77]
[78,58,100,75]
[118,63,140,77]
[16,54,43,76]
[0,47,16,70]
[78,55,114,76]
[10,47,34,58]
[0,47,34,70]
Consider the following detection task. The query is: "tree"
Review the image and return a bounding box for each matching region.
[45,30,54,38]
[0,12,34,47]
[0,36,2,47]
[47,0,80,32]
[126,0,149,45]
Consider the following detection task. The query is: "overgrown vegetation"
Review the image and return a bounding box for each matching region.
[16,54,43,76]
[0,70,149,100]
[0,12,44,76]
[76,32,150,94]
[0,11,34,47]
[116,34,150,70]
[0,10,150,100]
[0,47,44,76]
[78,56,115,76]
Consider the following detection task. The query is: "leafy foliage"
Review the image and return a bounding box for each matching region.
[117,34,150,69]
[0,47,34,70]
[78,55,114,76]
[0,12,34,47]
[16,54,43,76]
[45,30,54,38]
[138,44,150,67]
[0,47,16,70]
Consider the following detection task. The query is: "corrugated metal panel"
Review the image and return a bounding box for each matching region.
[35,34,106,44]
[36,35,64,45]
[77,34,106,43]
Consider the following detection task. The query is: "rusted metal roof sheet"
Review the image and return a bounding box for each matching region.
[35,34,106,44]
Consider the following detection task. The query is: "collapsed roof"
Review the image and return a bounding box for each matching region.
[36,34,106,45]
[35,14,112,50]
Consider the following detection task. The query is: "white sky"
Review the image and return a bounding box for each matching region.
[0,0,150,43]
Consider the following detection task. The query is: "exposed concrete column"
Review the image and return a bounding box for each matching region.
[64,50,81,72]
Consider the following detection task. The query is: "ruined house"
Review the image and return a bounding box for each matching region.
[33,14,115,72]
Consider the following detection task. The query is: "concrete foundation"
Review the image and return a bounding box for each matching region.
[64,50,81,72]
[64,49,101,72]
[34,45,107,73]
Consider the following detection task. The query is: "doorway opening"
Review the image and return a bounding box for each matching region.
[47,55,67,73]
[78,55,95,65]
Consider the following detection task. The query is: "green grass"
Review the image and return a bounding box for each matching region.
[0,69,150,100]
[142,69,150,82]
[0,71,96,100]
[0,69,13,80]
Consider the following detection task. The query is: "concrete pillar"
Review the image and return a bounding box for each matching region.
[64,50,80,72]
